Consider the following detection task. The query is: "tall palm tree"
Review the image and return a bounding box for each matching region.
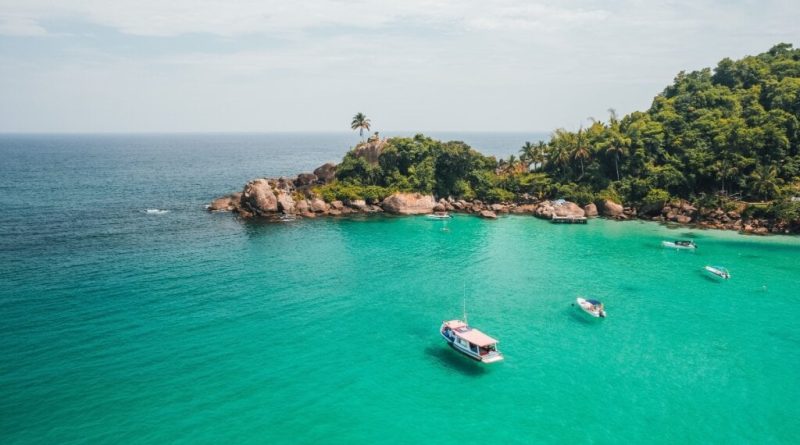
[519,141,535,170]
[605,142,626,181]
[350,113,371,140]
[534,141,548,171]
[749,164,780,201]
[572,128,590,178]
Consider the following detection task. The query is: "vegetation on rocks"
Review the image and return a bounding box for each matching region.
[319,44,800,227]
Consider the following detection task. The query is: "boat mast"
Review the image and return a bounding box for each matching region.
[463,284,468,324]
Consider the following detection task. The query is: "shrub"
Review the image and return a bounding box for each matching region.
[313,183,393,203]
[596,186,622,205]
[554,182,595,206]
[485,187,515,203]
[453,179,476,200]
[640,188,671,215]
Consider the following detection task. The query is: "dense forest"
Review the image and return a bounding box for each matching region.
[318,44,800,221]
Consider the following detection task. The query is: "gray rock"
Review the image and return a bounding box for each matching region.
[313,163,337,184]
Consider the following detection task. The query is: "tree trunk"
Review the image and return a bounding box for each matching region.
[615,155,620,181]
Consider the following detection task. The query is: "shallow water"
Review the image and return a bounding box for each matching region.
[1,134,798,444]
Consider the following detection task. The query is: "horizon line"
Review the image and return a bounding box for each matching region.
[0,130,555,136]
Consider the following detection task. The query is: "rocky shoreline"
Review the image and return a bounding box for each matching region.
[210,162,797,235]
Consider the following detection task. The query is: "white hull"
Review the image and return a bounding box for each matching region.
[704,266,730,279]
[662,241,696,250]
[427,214,452,219]
[576,297,606,318]
[440,321,503,363]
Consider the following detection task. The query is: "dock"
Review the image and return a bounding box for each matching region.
[550,215,587,224]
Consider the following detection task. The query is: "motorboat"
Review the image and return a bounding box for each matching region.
[440,320,503,363]
[576,297,606,318]
[427,212,452,219]
[704,265,731,279]
[662,240,697,249]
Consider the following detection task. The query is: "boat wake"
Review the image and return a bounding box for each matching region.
[144,209,170,215]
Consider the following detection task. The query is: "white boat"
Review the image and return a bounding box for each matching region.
[440,320,503,363]
[576,297,606,318]
[704,265,730,279]
[662,240,697,249]
[427,212,452,219]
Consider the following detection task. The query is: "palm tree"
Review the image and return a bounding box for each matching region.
[748,165,780,201]
[572,128,590,178]
[350,113,371,140]
[534,141,548,171]
[605,142,626,181]
[519,141,535,170]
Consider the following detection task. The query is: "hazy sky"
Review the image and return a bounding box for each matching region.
[0,0,798,133]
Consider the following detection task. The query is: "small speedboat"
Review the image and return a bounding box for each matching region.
[704,265,730,280]
[440,320,503,363]
[662,240,697,249]
[427,212,452,219]
[576,297,606,318]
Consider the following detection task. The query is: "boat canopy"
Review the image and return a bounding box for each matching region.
[455,328,498,347]
[586,299,602,305]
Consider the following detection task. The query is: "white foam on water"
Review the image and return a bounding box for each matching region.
[144,209,169,215]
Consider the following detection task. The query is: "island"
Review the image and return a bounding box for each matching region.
[211,44,800,235]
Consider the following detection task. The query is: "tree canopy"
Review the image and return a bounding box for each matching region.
[322,45,800,220]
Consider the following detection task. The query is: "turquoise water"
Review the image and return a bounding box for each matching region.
[1,135,799,444]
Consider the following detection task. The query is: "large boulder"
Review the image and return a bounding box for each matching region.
[479,210,498,219]
[352,139,388,165]
[533,200,584,219]
[242,179,278,215]
[347,199,369,211]
[295,173,317,187]
[380,192,436,215]
[554,202,585,218]
[276,191,296,214]
[313,163,337,184]
[296,199,310,213]
[208,193,242,212]
[601,199,624,217]
[584,203,598,217]
[310,198,329,213]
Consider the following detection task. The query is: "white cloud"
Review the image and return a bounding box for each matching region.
[0,0,799,131]
[0,13,48,36]
[0,0,613,37]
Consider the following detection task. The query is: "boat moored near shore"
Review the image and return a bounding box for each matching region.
[426,212,452,219]
[662,240,697,249]
[440,320,504,363]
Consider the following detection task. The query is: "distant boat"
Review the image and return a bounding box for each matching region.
[440,320,504,363]
[427,212,452,219]
[662,240,697,249]
[576,297,606,318]
[704,265,731,280]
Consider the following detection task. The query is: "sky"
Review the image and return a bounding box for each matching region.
[0,0,798,133]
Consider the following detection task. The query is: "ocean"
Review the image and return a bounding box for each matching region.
[1,133,798,444]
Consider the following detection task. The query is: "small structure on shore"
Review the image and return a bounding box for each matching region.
[551,214,587,224]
